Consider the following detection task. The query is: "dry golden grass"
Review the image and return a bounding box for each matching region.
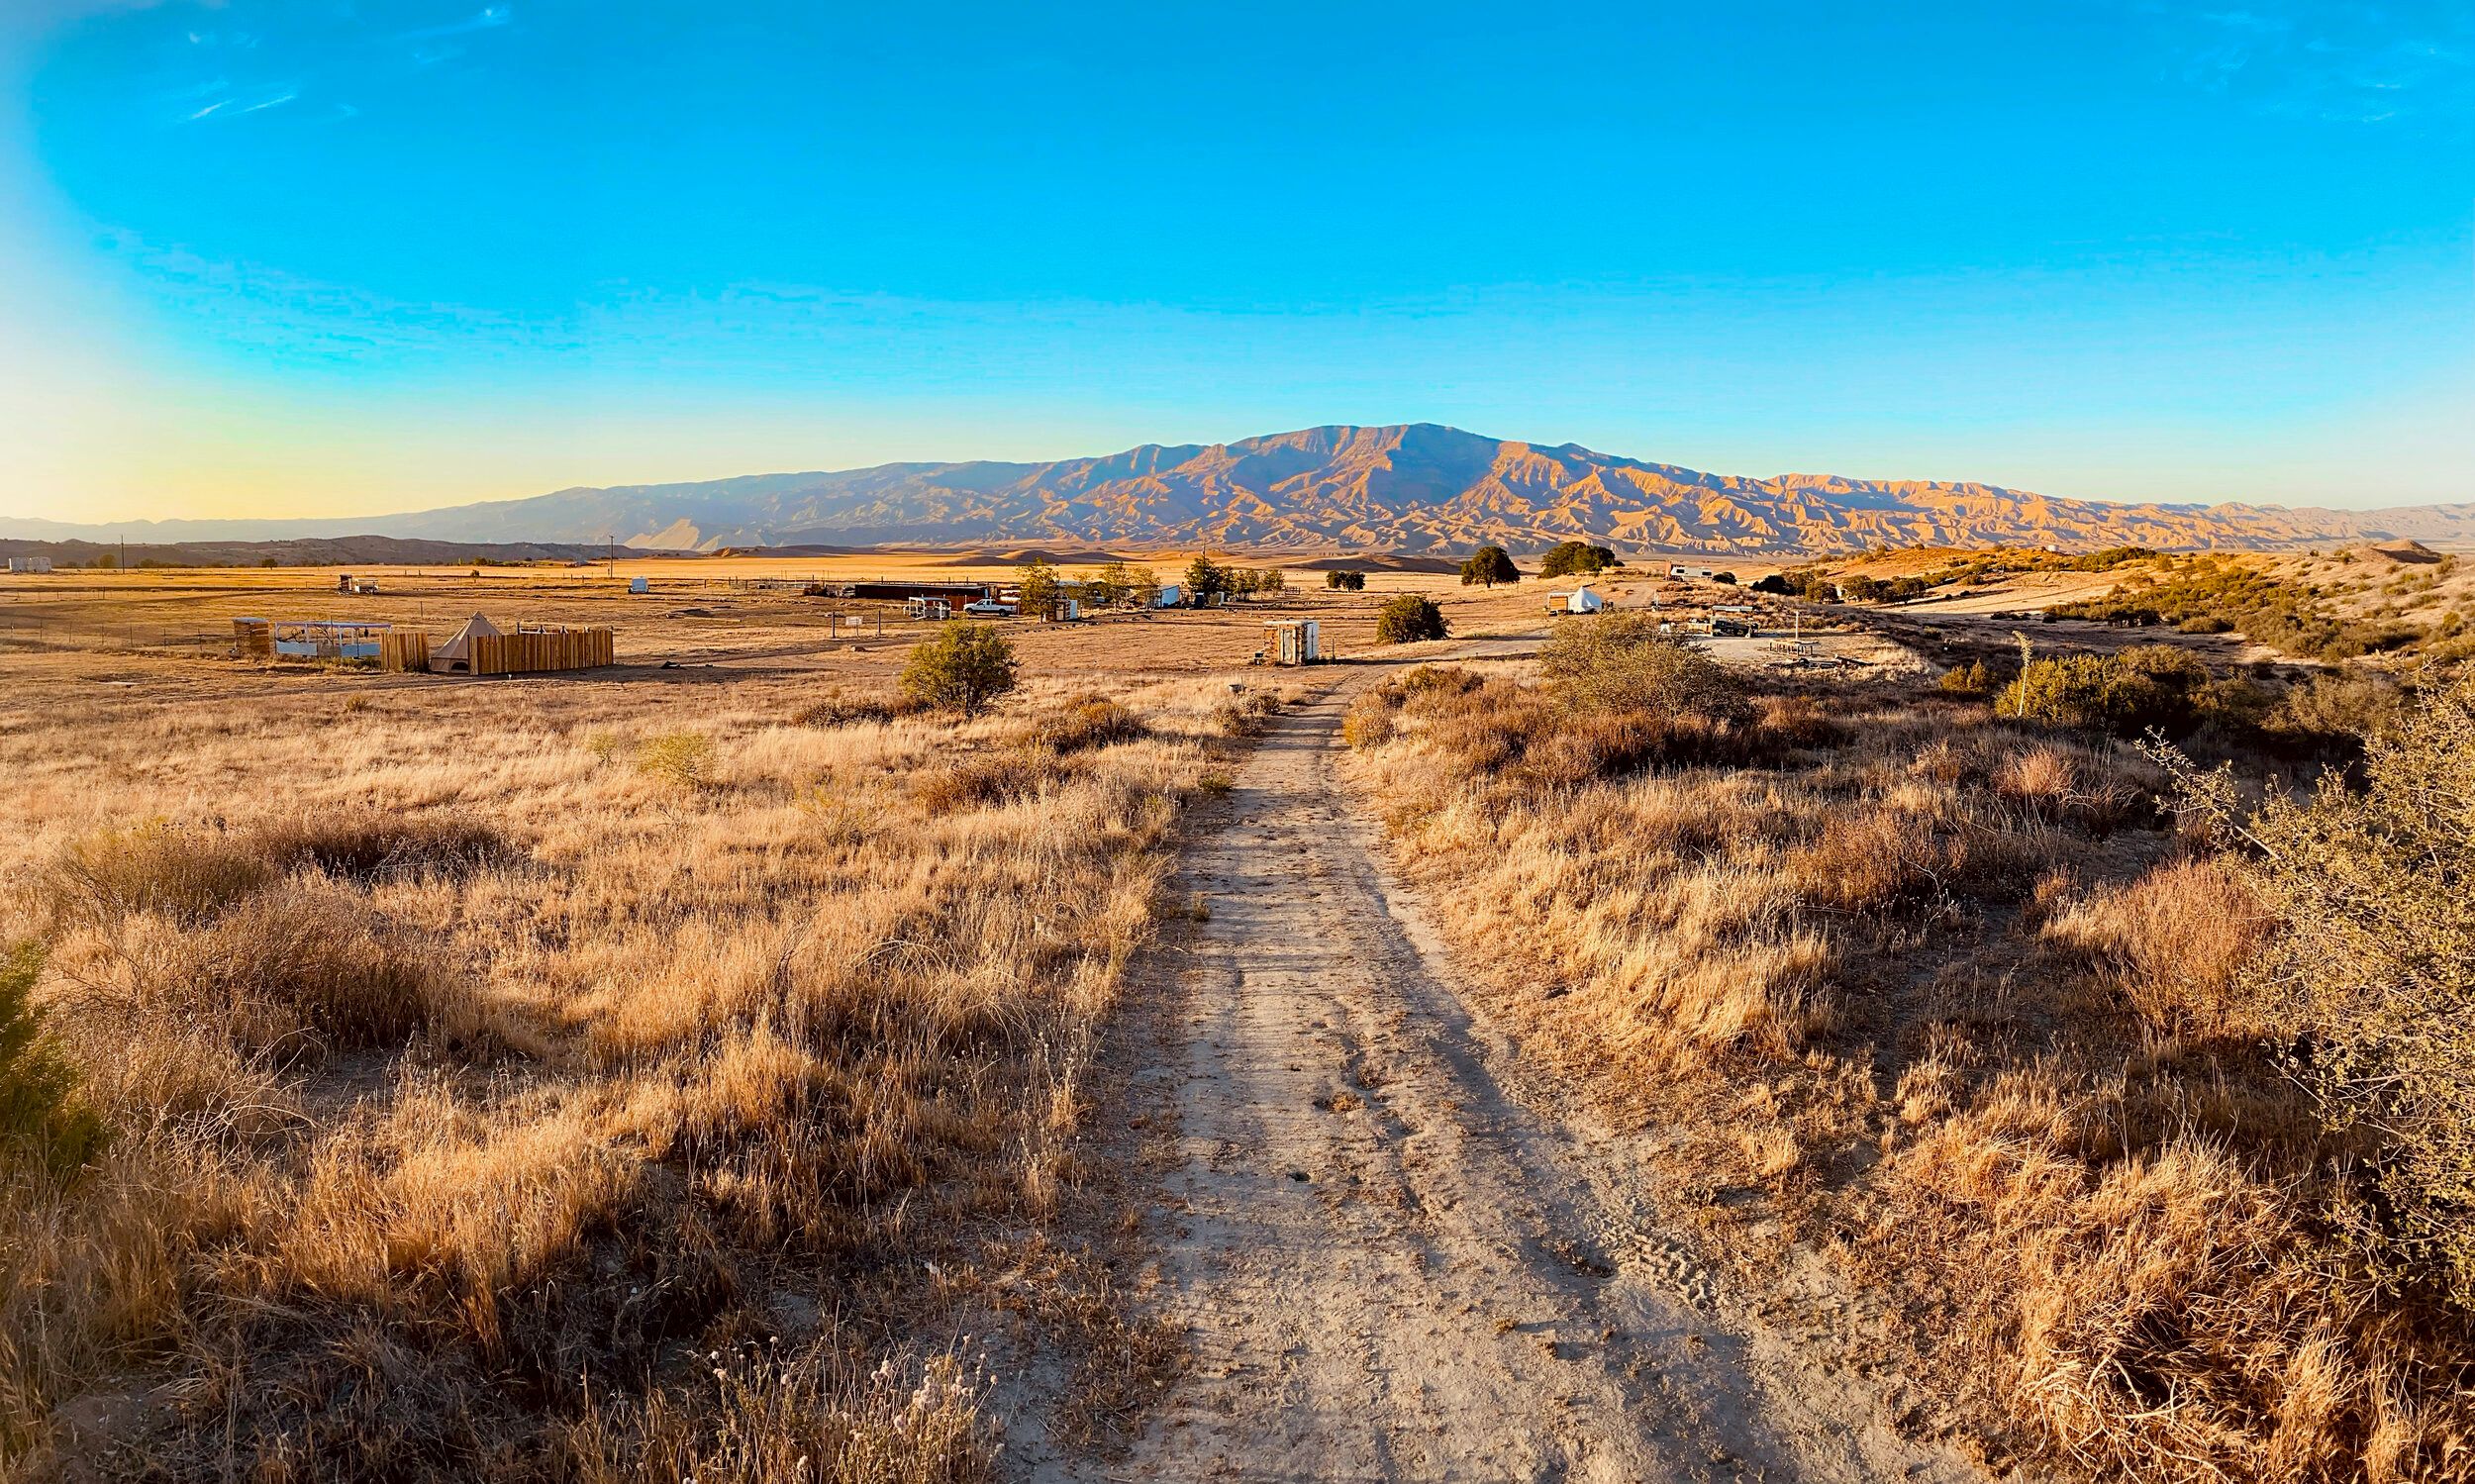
[1345,657,2475,1481]
[0,643,1243,1479]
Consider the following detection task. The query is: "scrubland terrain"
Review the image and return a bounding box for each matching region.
[6,551,2469,1483]
[1800,541,2475,670]
[0,612,1272,1478]
[1341,619,2474,1481]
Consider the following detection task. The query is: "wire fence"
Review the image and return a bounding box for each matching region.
[0,609,234,656]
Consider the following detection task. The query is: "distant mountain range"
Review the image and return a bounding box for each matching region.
[7,424,2469,556]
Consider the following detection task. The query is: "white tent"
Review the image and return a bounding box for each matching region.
[433,613,503,671]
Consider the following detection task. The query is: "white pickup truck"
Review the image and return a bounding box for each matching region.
[962,599,1018,617]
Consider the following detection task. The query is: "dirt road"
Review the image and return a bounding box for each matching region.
[1056,654,1983,1482]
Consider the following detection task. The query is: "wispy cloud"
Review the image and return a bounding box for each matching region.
[2152,1,2475,125]
[130,4,519,130]
[393,5,511,45]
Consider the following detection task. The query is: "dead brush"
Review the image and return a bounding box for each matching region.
[2044,858,2272,1039]
[1358,655,2475,1481]
[1340,692,1397,749]
[32,821,273,930]
[251,811,512,883]
[561,1344,996,1484]
[1787,808,1958,915]
[0,646,1223,1476]
[911,748,1065,815]
[1031,695,1148,754]
[1993,744,2079,816]
[110,884,470,1057]
[792,690,921,729]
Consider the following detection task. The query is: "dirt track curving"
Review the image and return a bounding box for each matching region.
[1040,651,1985,1482]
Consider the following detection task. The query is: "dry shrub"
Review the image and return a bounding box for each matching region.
[1540,613,1749,724]
[911,749,1061,815]
[794,692,921,729]
[1035,695,1147,754]
[1757,694,1843,749]
[1340,692,1396,749]
[1891,1125,2467,1481]
[1393,665,1483,705]
[1995,744,2079,814]
[1208,700,1260,738]
[2270,670,2407,743]
[1515,708,1751,786]
[33,822,272,929]
[637,732,717,789]
[1789,809,1958,914]
[2190,671,2475,1306]
[2045,859,2271,1039]
[252,812,512,883]
[101,886,465,1057]
[563,1346,994,1484]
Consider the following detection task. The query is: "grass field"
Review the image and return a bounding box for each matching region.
[0,560,1361,1479]
[10,550,2463,1481]
[1340,631,2474,1481]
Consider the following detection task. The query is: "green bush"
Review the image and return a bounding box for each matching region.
[1182,554,1232,604]
[2270,671,2407,744]
[2176,674,2475,1305]
[1537,542,1616,579]
[0,943,105,1182]
[1539,612,1747,723]
[2048,558,2426,661]
[899,622,1020,715]
[1373,595,1448,644]
[637,732,717,788]
[1458,545,1519,588]
[1937,658,2011,698]
[1995,644,2212,738]
[1324,570,1366,591]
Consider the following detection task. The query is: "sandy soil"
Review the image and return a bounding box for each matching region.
[1036,649,1983,1483]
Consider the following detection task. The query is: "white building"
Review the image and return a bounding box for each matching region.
[6,555,54,574]
[1264,619,1320,664]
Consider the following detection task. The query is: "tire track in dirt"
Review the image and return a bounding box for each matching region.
[1047,649,1986,1483]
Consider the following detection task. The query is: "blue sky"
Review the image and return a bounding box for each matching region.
[0,0,2469,521]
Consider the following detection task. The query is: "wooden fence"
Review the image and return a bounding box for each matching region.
[465,627,615,676]
[379,631,432,673]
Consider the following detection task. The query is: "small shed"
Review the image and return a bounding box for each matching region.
[628,576,649,594]
[1264,619,1320,665]
[1152,583,1183,609]
[1546,585,1608,615]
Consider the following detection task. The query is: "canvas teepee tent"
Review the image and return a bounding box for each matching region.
[433,613,503,672]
